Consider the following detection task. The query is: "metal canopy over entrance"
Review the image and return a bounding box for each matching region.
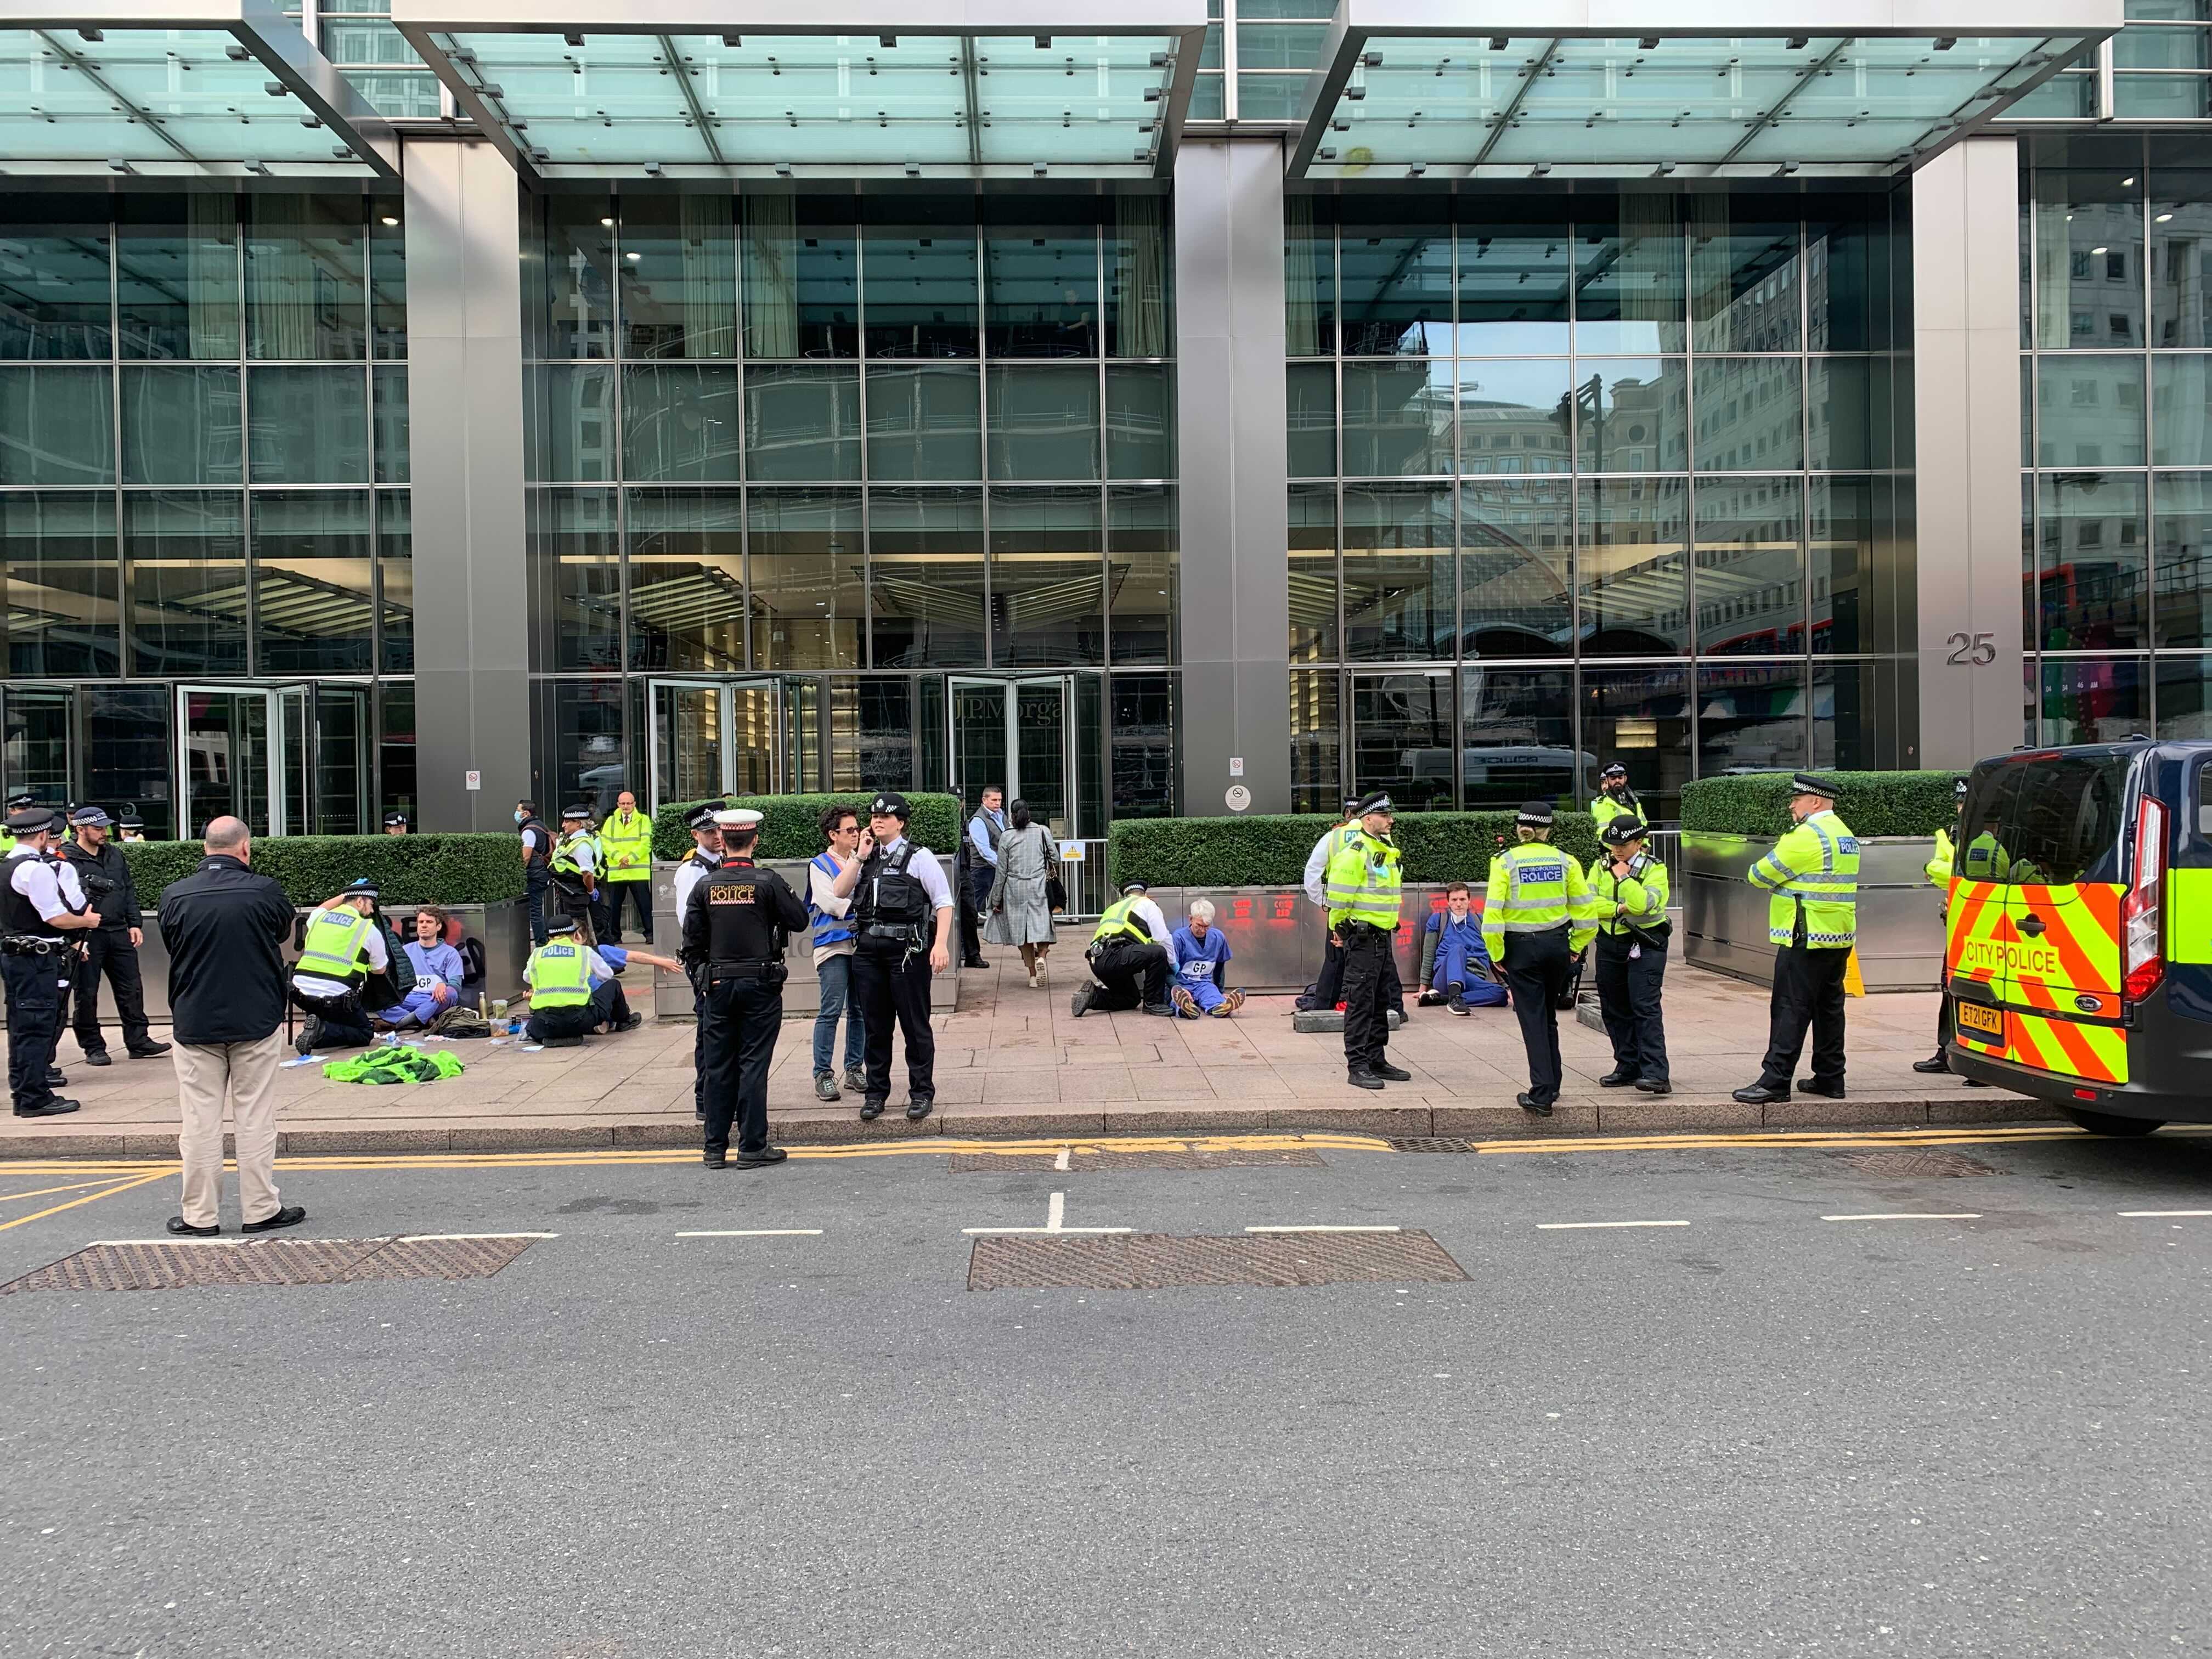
[1287,1,2120,181]
[1,0,397,178]
[391,0,1206,181]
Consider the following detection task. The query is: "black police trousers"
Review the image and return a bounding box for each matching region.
[72,928,151,1055]
[526,977,628,1043]
[1759,943,1850,1090]
[1594,932,1669,1084]
[701,976,782,1158]
[3,952,63,1111]
[1339,924,1397,1072]
[852,945,934,1104]
[1502,928,1575,1103]
[1089,937,1170,1012]
[526,870,551,947]
[293,988,375,1049]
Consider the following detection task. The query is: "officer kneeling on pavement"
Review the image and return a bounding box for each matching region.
[523,918,666,1045]
[1733,774,1859,1107]
[290,878,391,1053]
[1074,879,1174,1018]
[682,808,809,1170]
[1483,800,1597,1117]
[1589,814,1672,1096]
[3,806,104,1118]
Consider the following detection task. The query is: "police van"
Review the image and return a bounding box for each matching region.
[1945,740,2212,1134]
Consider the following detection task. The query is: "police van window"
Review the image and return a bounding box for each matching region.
[1960,765,2032,885]
[2001,753,2133,887]
[2198,759,2212,841]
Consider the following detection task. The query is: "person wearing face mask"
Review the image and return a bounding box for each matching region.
[1418,882,1506,1013]
[516,800,553,946]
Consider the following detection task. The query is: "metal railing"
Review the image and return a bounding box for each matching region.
[1051,839,1113,920]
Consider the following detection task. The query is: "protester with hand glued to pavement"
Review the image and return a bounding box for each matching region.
[1417,883,1506,1013]
[377,907,465,1032]
[1167,898,1244,1019]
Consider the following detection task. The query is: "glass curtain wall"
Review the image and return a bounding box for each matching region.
[2020,133,2212,743]
[0,192,412,834]
[526,190,1179,821]
[1285,189,1915,817]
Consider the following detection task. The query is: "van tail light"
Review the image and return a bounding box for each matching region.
[2123,796,2166,1005]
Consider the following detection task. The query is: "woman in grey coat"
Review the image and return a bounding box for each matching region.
[985,798,1062,988]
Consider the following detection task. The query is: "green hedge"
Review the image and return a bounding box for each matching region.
[651,792,964,861]
[1109,810,1605,889]
[127,834,526,909]
[1679,770,1966,838]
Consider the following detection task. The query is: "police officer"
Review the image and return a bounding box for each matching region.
[521,918,601,1046]
[116,809,147,844]
[683,808,808,1170]
[59,806,168,1068]
[1590,763,1648,834]
[1734,774,1859,1105]
[290,878,388,1053]
[2,806,101,1116]
[827,792,954,1122]
[671,800,726,1122]
[516,799,554,946]
[0,791,37,859]
[1075,879,1174,1018]
[1916,778,1972,1080]
[550,804,600,944]
[1483,800,1597,1116]
[1589,814,1671,1096]
[599,789,654,943]
[383,812,410,836]
[1325,789,1409,1091]
[1298,797,1363,1012]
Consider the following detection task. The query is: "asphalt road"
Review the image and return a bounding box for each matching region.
[3,1129,2210,1659]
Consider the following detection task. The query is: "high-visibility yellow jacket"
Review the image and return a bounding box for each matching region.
[1091,896,1154,946]
[1925,826,1955,887]
[1322,828,1403,930]
[526,940,594,1007]
[1959,829,2015,883]
[1590,793,1648,834]
[600,810,652,882]
[1748,809,1860,949]
[1482,840,1597,959]
[1589,850,1670,939]
[295,907,372,985]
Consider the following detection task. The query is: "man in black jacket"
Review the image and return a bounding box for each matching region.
[60,806,169,1067]
[155,816,304,1238]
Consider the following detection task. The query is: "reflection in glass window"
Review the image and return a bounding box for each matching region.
[1335,219,1451,356]
[2155,654,2212,740]
[85,686,174,841]
[1460,667,1576,806]
[537,363,615,483]
[1286,363,1336,478]
[380,682,415,828]
[1573,358,1687,472]
[2152,171,2212,348]
[2036,471,2148,651]
[742,197,856,359]
[253,490,375,674]
[746,489,863,670]
[248,365,370,485]
[0,367,114,486]
[535,675,630,818]
[1807,208,1889,353]
[987,365,1100,481]
[868,488,985,667]
[864,218,980,359]
[538,197,615,360]
[378,490,412,674]
[619,198,736,360]
[246,196,366,360]
[125,491,246,677]
[1108,486,1178,667]
[623,364,741,483]
[1814,659,1900,771]
[2034,170,2144,351]
[0,204,111,359]
[1289,483,1338,661]
[1342,482,1453,661]
[2035,656,2147,746]
[1353,673,1455,809]
[1454,360,1571,476]
[1289,666,1340,814]
[1341,359,1451,477]
[1582,667,1691,820]
[371,207,407,361]
[1105,365,1176,479]
[1575,201,1687,354]
[1454,222,1571,354]
[990,487,1104,666]
[744,365,860,483]
[1810,476,1876,656]
[1458,479,1570,658]
[2152,354,2212,465]
[985,225,1099,358]
[1578,478,1689,656]
[121,366,242,486]
[1690,200,1800,354]
[1807,357,1892,471]
[374,366,409,484]
[1694,357,1803,472]
[2036,356,2146,467]
[117,196,241,362]
[866,365,982,482]
[1285,195,1335,357]
[2154,471,2212,648]
[1694,476,1804,655]
[2,491,117,677]
[1697,661,1808,777]
[528,488,620,672]
[625,488,746,673]
[1108,198,1172,358]
[1110,672,1179,819]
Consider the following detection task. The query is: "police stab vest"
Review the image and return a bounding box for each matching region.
[296,907,372,986]
[1322,829,1403,929]
[1750,809,1861,950]
[1090,895,1154,947]
[527,940,592,1007]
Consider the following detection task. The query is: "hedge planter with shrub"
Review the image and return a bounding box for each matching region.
[1678,771,1966,839]
[1109,810,1603,890]
[121,834,526,908]
[651,792,964,862]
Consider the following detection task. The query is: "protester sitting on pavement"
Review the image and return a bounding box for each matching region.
[522,919,680,1045]
[1168,899,1244,1019]
[290,878,391,1054]
[1418,883,1507,1014]
[1074,879,1174,1018]
[377,907,466,1032]
[984,797,1060,989]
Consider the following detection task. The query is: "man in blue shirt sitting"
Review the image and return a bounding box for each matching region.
[379,907,467,1032]
[1419,883,1508,1015]
[1167,898,1245,1019]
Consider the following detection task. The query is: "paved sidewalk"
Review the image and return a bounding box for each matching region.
[3,945,2048,1157]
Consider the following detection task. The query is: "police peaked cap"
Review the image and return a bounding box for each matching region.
[546,916,579,935]
[1788,773,1839,799]
[870,791,911,819]
[341,877,380,901]
[4,807,52,835]
[70,806,111,828]
[383,811,409,827]
[1954,777,1970,799]
[684,800,727,830]
[1120,879,1150,895]
[1352,790,1395,816]
[1600,762,1629,780]
[561,803,590,820]
[1600,815,1645,847]
[1516,800,1555,827]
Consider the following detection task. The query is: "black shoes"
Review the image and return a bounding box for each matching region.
[611,1013,644,1033]
[1598,1068,1639,1088]
[1798,1078,1847,1100]
[1069,986,1095,1019]
[1373,1062,1412,1082]
[859,1098,886,1122]
[1449,1002,1472,1017]
[906,1098,934,1122]
[165,1216,219,1237]
[1517,1092,1554,1117]
[296,1015,324,1055]
[1731,1083,1788,1105]
[1142,1003,1176,1018]
[1635,1078,1673,1096]
[1911,1053,1949,1075]
[241,1205,307,1234]
[842,1066,865,1096]
[44,1068,65,1087]
[735,1147,789,1169]
[964,957,990,970]
[1347,1069,1385,1091]
[82,1050,112,1068]
[15,1098,80,1118]
[128,1040,172,1059]
[702,1147,727,1169]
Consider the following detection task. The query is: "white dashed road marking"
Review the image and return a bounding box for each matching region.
[1534,1220,1691,1231]
[1820,1214,1981,1223]
[962,1190,1131,1236]
[675,1229,825,1238]
[1244,1225,1402,1234]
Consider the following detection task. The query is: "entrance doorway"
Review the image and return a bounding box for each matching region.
[174,683,373,838]
[950,676,1076,836]
[646,677,785,808]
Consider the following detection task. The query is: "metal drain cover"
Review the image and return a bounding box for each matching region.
[1825,1149,1998,1180]
[949,1148,1327,1173]
[1387,1137,1483,1154]
[0,1235,542,1294]
[967,1229,1468,1291]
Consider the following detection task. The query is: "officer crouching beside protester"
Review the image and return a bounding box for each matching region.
[522,918,675,1044]
[290,878,398,1053]
[683,807,809,1169]
[1074,879,1174,1018]
[1324,790,1409,1091]
[1483,800,1598,1117]
[3,806,103,1117]
[825,792,954,1123]
[1589,814,1671,1096]
[1734,774,1859,1106]
[59,806,169,1067]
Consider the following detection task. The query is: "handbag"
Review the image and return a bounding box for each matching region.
[1046,874,1068,911]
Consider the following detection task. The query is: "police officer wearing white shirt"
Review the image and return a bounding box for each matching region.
[670,800,725,1121]
[826,791,953,1122]
[2,806,101,1116]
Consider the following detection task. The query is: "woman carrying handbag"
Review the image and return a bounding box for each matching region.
[984,799,1062,989]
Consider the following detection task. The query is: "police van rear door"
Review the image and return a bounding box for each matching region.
[1948,760,2028,1054]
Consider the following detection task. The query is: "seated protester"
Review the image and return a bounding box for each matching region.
[1419,883,1508,1014]
[378,906,465,1031]
[1168,898,1245,1019]
[291,878,390,1054]
[1074,879,1175,1018]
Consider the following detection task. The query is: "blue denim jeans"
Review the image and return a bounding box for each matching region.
[812,951,865,1075]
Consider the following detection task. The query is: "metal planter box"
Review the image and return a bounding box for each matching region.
[1681,833,1940,992]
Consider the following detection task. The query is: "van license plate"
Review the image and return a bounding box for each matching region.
[1956,1002,2004,1041]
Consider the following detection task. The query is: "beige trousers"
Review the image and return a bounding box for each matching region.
[173,1031,285,1228]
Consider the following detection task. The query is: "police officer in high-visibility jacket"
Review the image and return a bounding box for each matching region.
[1327,789,1409,1091]
[1076,880,1174,1017]
[1589,814,1671,1096]
[1734,774,1860,1105]
[1915,777,1978,1081]
[1483,800,1597,1116]
[1589,763,1648,835]
[598,789,654,944]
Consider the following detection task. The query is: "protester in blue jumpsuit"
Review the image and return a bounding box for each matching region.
[1420,883,1508,1013]
[378,907,465,1030]
[1167,898,1245,1019]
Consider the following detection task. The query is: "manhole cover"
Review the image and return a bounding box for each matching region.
[967,1229,1468,1291]
[1387,1137,1482,1154]
[948,1148,1326,1172]
[0,1234,543,1294]
[1824,1149,1997,1180]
